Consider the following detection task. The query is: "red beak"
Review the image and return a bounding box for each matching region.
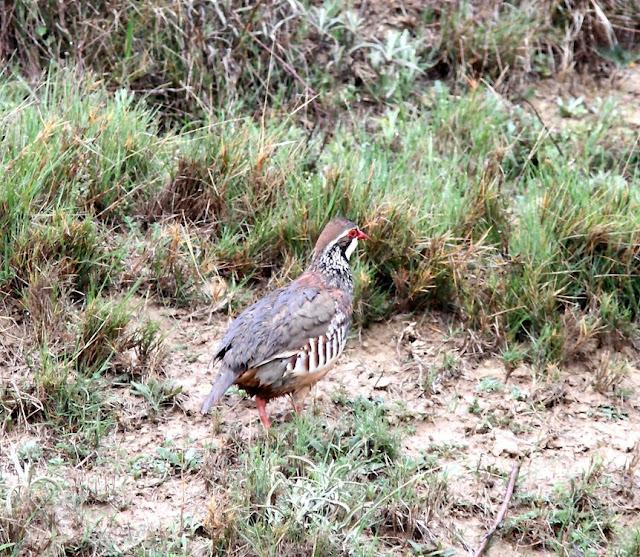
[355,229,370,241]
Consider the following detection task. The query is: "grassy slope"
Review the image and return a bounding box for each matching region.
[1,71,638,358]
[1,66,639,557]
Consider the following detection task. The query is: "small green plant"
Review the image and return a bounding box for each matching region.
[501,345,525,373]
[503,460,615,553]
[423,351,462,395]
[426,442,464,459]
[468,398,482,415]
[477,377,504,394]
[129,445,201,481]
[363,29,425,101]
[129,320,164,366]
[510,387,528,402]
[156,445,202,474]
[130,378,183,414]
[614,525,640,557]
[16,441,43,463]
[24,342,115,460]
[596,405,628,421]
[0,454,62,555]
[557,96,589,118]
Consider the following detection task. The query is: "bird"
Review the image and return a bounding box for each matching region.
[201,217,369,428]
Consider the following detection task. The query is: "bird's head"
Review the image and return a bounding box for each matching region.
[312,217,369,262]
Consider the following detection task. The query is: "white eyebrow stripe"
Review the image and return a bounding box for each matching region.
[318,228,353,254]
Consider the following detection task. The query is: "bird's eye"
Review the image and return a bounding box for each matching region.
[347,228,369,240]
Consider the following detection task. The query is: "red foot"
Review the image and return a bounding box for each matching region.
[255,396,271,429]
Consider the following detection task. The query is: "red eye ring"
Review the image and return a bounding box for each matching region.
[348,228,369,240]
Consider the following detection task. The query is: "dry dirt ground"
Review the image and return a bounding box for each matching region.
[170,308,639,557]
[3,301,639,555]
[530,65,640,131]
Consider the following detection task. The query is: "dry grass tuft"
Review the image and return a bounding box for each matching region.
[148,158,228,227]
[593,350,631,394]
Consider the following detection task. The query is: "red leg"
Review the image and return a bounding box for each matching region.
[289,394,302,414]
[255,396,271,429]
[289,387,310,415]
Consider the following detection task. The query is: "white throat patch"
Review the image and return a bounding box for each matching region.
[345,238,358,259]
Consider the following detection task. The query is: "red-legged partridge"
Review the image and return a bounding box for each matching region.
[201,217,369,428]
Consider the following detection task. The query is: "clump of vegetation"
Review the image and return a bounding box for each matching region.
[0,456,63,555]
[1,293,164,461]
[203,398,449,554]
[1,68,639,369]
[2,1,638,118]
[0,74,162,300]
[502,461,618,554]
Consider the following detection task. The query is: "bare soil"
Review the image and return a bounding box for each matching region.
[530,66,640,131]
[4,299,638,555]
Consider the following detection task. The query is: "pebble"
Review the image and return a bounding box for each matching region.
[492,430,521,457]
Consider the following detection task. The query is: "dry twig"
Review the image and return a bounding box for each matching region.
[473,459,522,557]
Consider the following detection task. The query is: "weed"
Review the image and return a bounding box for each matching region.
[468,398,482,415]
[128,319,166,373]
[130,444,201,482]
[74,296,132,375]
[156,445,202,474]
[134,517,208,556]
[477,377,504,394]
[557,96,589,118]
[15,440,43,464]
[205,398,449,554]
[140,224,210,306]
[510,387,528,402]
[501,344,526,375]
[614,525,640,557]
[423,351,462,395]
[0,453,62,555]
[503,460,616,553]
[130,378,182,415]
[593,352,631,395]
[596,405,628,421]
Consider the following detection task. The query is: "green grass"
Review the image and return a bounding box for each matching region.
[1,68,639,368]
[502,460,624,555]
[0,398,450,556]
[3,1,638,118]
[204,398,449,555]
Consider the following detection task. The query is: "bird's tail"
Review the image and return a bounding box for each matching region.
[201,367,237,414]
